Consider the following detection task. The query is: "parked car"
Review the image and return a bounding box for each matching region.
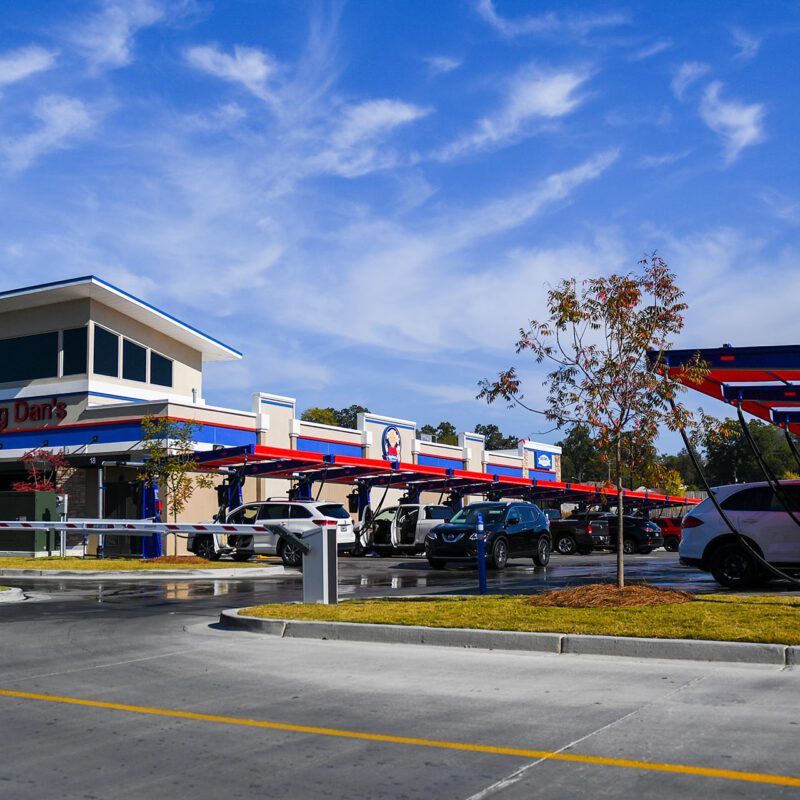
[188,499,356,566]
[424,501,551,570]
[652,517,683,552]
[368,503,452,555]
[597,514,664,554]
[680,481,800,588]
[550,515,610,555]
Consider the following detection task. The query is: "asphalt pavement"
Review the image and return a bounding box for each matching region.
[1,551,799,799]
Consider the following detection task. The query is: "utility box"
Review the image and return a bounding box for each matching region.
[0,491,59,556]
[302,526,338,605]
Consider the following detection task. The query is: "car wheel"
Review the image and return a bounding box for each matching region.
[489,537,509,570]
[710,543,759,589]
[279,540,303,568]
[194,536,220,561]
[664,536,680,552]
[533,536,551,567]
[622,538,637,555]
[232,551,252,562]
[555,534,577,555]
[427,558,446,570]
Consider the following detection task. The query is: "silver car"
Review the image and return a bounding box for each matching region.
[223,499,356,566]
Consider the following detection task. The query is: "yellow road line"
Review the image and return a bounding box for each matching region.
[1,688,798,788]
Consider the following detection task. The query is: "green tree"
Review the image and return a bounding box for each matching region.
[300,405,370,429]
[138,416,213,555]
[301,407,340,426]
[335,404,370,429]
[474,423,519,451]
[478,255,706,587]
[419,421,459,445]
[700,415,799,485]
[660,449,702,490]
[557,424,607,483]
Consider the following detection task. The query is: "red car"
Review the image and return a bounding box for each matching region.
[651,517,682,552]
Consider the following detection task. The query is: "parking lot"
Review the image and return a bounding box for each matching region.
[1,550,799,800]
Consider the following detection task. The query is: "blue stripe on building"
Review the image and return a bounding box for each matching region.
[529,469,557,481]
[418,454,463,469]
[297,437,362,457]
[0,421,256,451]
[260,398,295,409]
[487,463,524,478]
[365,418,415,431]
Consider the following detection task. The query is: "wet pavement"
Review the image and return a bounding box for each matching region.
[2,550,799,800]
[3,551,796,616]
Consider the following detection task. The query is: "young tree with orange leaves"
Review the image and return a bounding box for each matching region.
[479,255,705,587]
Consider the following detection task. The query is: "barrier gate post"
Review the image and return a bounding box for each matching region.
[476,513,487,595]
[302,525,338,605]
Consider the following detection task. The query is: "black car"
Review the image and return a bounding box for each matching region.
[549,516,611,555]
[598,514,664,554]
[425,501,551,570]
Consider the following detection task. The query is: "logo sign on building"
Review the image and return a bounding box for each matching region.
[381,425,401,465]
[534,451,553,471]
[0,398,67,432]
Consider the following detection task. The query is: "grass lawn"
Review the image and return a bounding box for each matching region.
[241,595,800,645]
[0,556,275,571]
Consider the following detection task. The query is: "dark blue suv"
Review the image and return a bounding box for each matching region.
[424,501,551,570]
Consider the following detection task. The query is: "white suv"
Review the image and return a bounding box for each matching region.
[190,499,356,566]
[680,480,800,588]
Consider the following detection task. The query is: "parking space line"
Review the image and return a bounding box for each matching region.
[1,688,798,788]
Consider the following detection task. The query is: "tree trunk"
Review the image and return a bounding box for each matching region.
[616,439,625,589]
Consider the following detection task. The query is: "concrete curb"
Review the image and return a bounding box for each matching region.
[0,587,25,602]
[220,609,795,666]
[0,566,286,581]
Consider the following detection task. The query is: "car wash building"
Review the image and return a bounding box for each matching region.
[0,276,564,556]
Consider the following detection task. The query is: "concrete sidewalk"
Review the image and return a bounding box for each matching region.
[221,608,799,667]
[0,587,25,602]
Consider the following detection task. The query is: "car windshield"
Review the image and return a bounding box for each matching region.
[449,505,506,525]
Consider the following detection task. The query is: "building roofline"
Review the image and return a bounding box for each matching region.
[0,275,242,362]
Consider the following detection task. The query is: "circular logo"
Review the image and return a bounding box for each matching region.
[381,426,401,464]
[536,453,552,469]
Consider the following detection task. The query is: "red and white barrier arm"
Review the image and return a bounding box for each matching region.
[0,520,283,537]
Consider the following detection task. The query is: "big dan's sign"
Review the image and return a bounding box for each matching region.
[0,398,67,432]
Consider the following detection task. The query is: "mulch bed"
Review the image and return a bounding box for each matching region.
[529,583,695,608]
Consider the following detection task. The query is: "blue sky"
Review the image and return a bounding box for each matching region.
[0,0,798,449]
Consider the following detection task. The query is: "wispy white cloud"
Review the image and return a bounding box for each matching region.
[2,95,98,170]
[437,65,591,160]
[0,46,57,88]
[72,0,168,69]
[184,44,280,106]
[311,99,432,177]
[699,81,765,163]
[760,189,800,226]
[731,27,762,60]
[182,102,247,132]
[423,55,462,75]
[638,150,691,168]
[444,149,619,247]
[671,61,710,100]
[630,40,672,61]
[475,0,627,38]
[267,150,620,351]
[658,227,800,347]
